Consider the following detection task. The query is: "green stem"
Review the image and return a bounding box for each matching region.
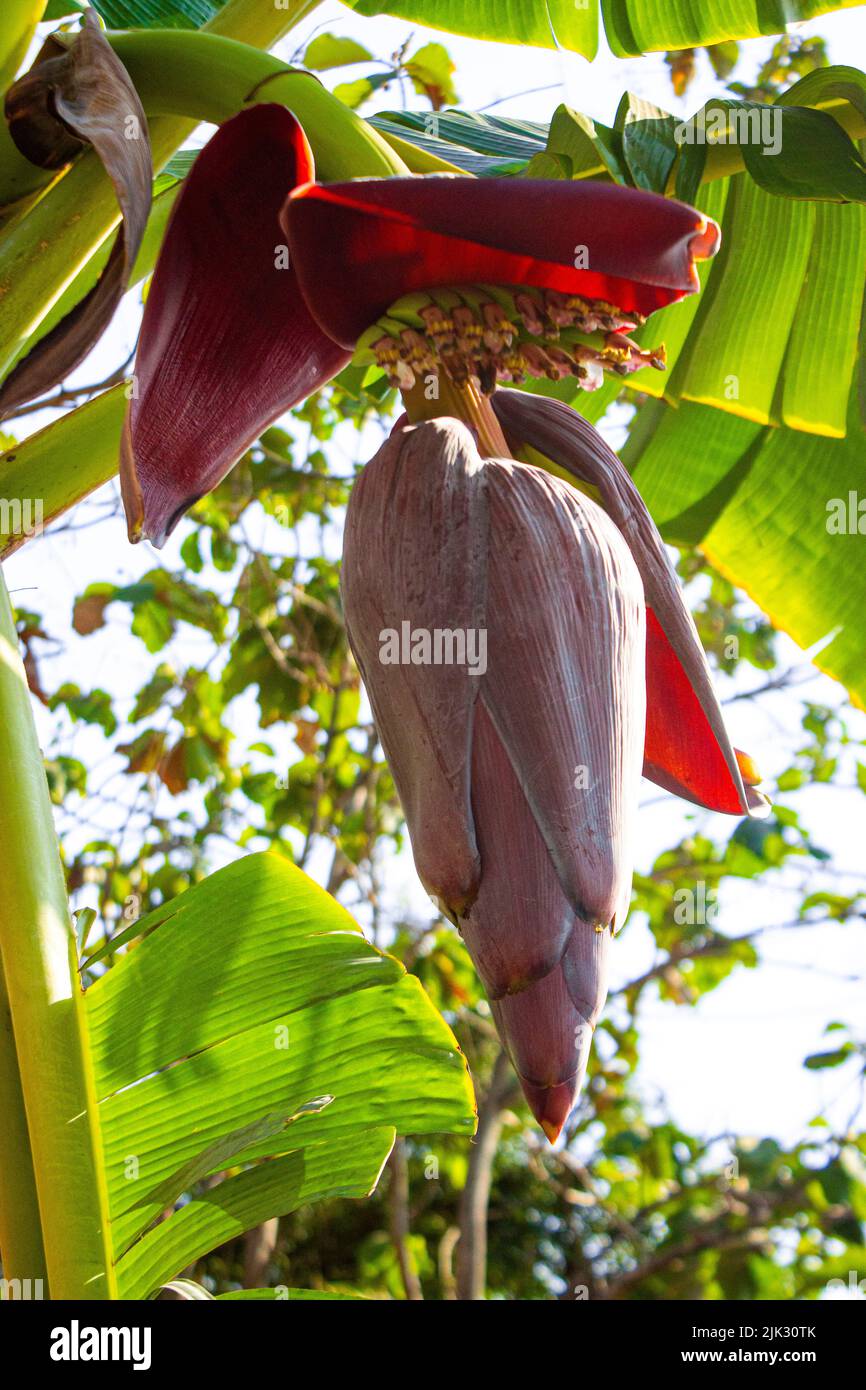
[0,953,47,1292]
[111,31,407,179]
[402,376,511,460]
[0,1,46,92]
[0,384,126,559]
[0,571,113,1297]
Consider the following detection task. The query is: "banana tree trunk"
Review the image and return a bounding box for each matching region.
[0,567,112,1297]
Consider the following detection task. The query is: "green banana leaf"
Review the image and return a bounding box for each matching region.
[0,3,46,92]
[77,851,475,1299]
[370,110,550,176]
[341,0,862,58]
[621,368,866,709]
[607,73,866,708]
[89,1,224,24]
[629,175,866,440]
[43,2,85,18]
[44,2,269,28]
[217,1287,371,1299]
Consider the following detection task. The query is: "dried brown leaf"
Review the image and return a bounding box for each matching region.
[0,10,152,417]
[72,592,110,635]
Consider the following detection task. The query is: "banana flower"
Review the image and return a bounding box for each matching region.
[119,103,767,1140]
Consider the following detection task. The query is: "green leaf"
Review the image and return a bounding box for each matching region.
[625,383,866,707]
[674,97,866,204]
[705,41,739,82]
[600,0,865,59]
[334,75,392,110]
[781,202,866,437]
[532,103,626,182]
[621,81,866,439]
[90,0,223,27]
[43,1,86,19]
[138,1111,300,1212]
[74,908,97,953]
[637,167,865,439]
[804,1045,855,1069]
[341,0,861,57]
[701,416,866,707]
[303,34,374,70]
[217,1287,369,1300]
[343,0,598,54]
[405,43,458,109]
[378,73,866,441]
[370,108,549,176]
[119,1129,395,1298]
[157,1277,214,1299]
[127,569,226,653]
[130,666,175,721]
[617,92,681,192]
[161,148,199,183]
[1,3,47,92]
[180,532,204,573]
[80,853,475,1296]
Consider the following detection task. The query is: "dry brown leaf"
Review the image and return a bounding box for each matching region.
[158,740,188,796]
[0,10,152,417]
[72,592,110,636]
[118,730,166,776]
[293,717,319,757]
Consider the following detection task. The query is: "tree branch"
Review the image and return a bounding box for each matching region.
[455,1049,517,1300]
[388,1139,423,1301]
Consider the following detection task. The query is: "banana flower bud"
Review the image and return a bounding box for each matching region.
[342,416,646,1141]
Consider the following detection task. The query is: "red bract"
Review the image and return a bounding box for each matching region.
[284,175,719,349]
[490,388,769,819]
[122,103,720,544]
[120,105,349,545]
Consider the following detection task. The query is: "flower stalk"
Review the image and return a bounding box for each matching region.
[401,375,512,459]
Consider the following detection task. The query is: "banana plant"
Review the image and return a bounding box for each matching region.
[0,0,863,1301]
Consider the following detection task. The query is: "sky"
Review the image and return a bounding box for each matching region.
[4,2,866,1160]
